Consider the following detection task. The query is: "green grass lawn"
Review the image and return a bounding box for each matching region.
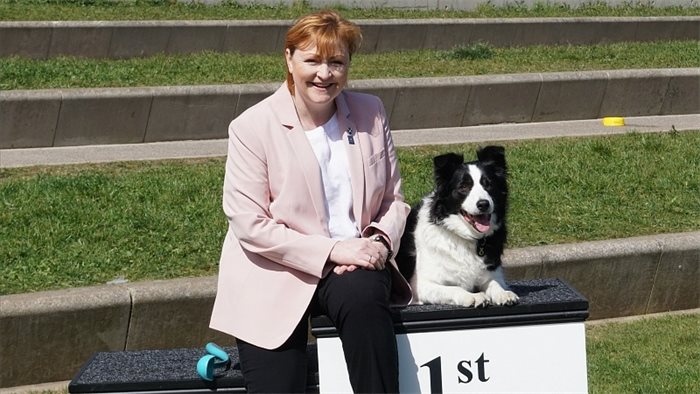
[2,40,698,90]
[1,0,698,21]
[1,131,699,295]
[587,313,700,393]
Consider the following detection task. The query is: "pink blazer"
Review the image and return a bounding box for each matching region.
[210,84,412,349]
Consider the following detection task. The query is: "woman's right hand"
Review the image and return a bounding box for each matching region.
[329,238,385,271]
[333,264,358,275]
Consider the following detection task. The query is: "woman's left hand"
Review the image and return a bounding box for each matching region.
[332,237,390,275]
[329,237,385,271]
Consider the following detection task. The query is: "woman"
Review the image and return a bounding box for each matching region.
[210,10,411,393]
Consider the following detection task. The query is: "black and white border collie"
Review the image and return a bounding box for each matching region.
[396,146,519,307]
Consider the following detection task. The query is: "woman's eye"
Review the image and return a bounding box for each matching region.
[330,61,347,71]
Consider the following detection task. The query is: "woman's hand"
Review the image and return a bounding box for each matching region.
[329,237,389,273]
[333,264,358,275]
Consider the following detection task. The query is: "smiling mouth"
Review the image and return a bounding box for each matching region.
[460,210,491,233]
[310,82,334,89]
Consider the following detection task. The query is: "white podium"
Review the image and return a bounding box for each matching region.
[311,278,589,393]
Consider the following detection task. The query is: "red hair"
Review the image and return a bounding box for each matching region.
[285,10,362,94]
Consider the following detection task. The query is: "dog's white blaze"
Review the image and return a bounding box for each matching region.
[441,165,498,240]
[464,165,494,215]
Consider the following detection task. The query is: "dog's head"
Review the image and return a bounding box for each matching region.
[429,146,508,239]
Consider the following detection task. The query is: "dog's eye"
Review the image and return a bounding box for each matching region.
[481,177,491,188]
[458,182,471,194]
[458,178,474,194]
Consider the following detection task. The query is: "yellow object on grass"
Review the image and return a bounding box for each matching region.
[603,117,625,126]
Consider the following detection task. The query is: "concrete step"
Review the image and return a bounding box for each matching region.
[1,16,698,59]
[2,114,698,168]
[2,68,698,150]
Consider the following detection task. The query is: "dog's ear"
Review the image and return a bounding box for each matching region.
[477,146,505,165]
[433,153,464,185]
[433,153,464,174]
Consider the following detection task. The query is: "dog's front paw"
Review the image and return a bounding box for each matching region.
[457,292,489,308]
[490,290,519,306]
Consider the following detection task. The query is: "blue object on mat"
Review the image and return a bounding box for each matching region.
[197,342,231,381]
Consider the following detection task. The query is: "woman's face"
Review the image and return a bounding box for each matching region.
[285,43,350,111]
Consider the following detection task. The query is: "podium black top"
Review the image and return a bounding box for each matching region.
[69,345,318,394]
[312,278,589,338]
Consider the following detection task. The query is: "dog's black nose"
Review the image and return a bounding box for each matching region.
[477,199,490,212]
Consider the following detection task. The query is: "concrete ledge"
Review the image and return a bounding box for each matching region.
[125,277,231,350]
[3,114,698,168]
[0,90,61,148]
[647,232,700,313]
[144,85,240,142]
[2,68,698,149]
[1,231,698,388]
[661,68,700,115]
[1,17,698,59]
[54,88,154,147]
[534,70,608,122]
[502,232,700,320]
[0,286,131,387]
[600,68,670,117]
[385,77,471,129]
[462,72,541,125]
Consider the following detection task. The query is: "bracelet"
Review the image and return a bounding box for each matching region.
[371,235,393,261]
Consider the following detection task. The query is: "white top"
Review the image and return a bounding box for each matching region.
[305,114,359,240]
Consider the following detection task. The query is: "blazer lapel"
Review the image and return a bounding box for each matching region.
[336,92,367,229]
[273,85,329,233]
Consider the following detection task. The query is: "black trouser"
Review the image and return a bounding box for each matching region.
[236,268,398,393]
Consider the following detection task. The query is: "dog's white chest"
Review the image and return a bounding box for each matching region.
[413,213,489,290]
